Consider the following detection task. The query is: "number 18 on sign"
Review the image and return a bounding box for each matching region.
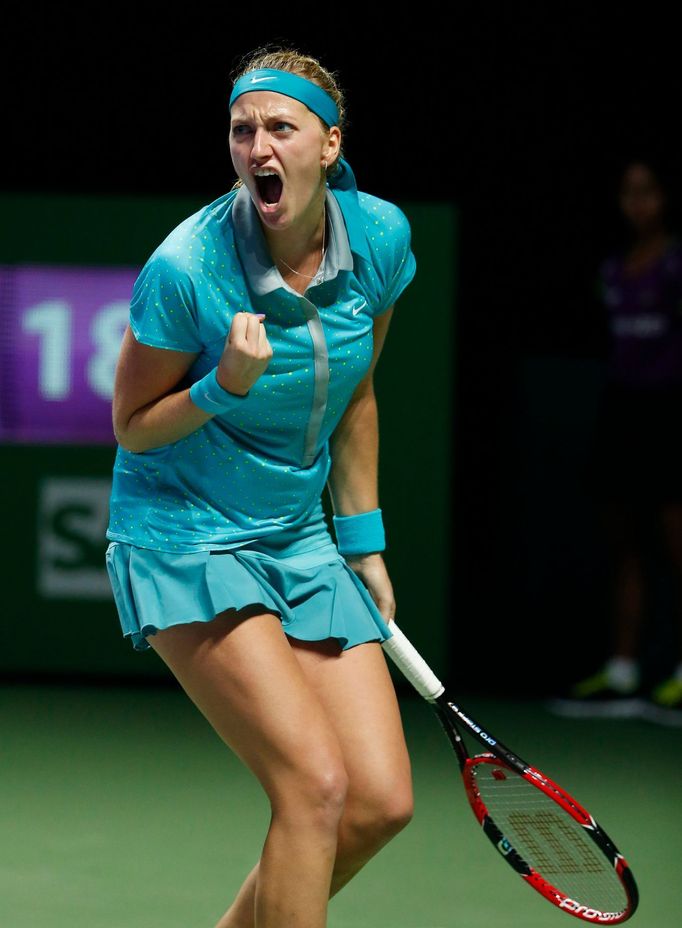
[0,265,137,444]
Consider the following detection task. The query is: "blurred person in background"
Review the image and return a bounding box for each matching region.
[554,155,682,724]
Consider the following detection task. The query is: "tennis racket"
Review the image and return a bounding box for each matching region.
[381,620,639,923]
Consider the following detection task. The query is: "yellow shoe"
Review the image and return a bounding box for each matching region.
[643,677,682,727]
[547,667,641,718]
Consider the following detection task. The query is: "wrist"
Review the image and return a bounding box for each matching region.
[189,367,250,415]
[345,551,384,563]
[215,366,248,396]
[333,508,385,557]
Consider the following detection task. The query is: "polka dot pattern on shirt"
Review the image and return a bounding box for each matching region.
[108,187,416,552]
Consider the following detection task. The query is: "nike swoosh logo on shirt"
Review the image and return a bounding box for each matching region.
[250,76,277,83]
[352,301,367,316]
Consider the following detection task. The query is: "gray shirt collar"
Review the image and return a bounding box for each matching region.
[231,183,353,297]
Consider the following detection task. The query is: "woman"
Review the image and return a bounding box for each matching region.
[560,156,682,723]
[105,46,418,927]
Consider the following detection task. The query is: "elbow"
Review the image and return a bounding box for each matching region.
[119,441,147,454]
[113,405,137,452]
[113,419,171,454]
[113,416,148,454]
[114,429,146,454]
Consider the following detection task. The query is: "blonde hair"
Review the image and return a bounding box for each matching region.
[228,45,347,189]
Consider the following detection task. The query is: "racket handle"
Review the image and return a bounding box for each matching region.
[382,620,445,701]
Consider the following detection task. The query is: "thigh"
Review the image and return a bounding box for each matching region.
[147,609,346,802]
[288,637,412,806]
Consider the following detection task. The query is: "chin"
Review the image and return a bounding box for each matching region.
[257,205,292,231]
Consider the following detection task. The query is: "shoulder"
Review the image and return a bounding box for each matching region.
[351,190,417,313]
[355,190,412,244]
[354,190,413,282]
[138,189,240,282]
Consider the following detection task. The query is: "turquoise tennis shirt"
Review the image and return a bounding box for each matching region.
[106,181,417,552]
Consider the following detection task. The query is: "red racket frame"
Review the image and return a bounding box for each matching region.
[461,754,637,923]
[430,693,639,924]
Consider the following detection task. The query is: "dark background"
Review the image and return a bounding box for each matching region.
[5,5,681,692]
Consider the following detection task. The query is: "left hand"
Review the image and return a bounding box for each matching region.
[344,552,396,622]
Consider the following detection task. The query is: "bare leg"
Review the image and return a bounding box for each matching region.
[603,501,645,658]
[215,637,413,928]
[147,608,349,928]
[298,638,413,891]
[613,551,645,657]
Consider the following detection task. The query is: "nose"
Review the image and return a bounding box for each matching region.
[251,126,272,162]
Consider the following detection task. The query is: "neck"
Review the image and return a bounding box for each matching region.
[262,187,327,270]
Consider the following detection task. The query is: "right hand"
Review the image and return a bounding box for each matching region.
[217,312,272,396]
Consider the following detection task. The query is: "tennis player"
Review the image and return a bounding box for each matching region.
[105,46,418,927]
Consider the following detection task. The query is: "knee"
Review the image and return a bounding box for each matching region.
[346,786,414,847]
[310,765,350,822]
[276,761,350,830]
[375,790,414,839]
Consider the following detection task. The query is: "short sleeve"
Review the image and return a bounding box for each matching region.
[129,252,202,352]
[374,208,417,316]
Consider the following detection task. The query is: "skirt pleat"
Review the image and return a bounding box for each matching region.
[105,526,393,653]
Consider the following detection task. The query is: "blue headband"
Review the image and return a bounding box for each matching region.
[229,68,340,129]
[229,67,365,249]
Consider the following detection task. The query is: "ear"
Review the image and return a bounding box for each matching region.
[322,126,342,166]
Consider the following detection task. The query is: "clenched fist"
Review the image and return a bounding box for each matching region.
[217,312,273,396]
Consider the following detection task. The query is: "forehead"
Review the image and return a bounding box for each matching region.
[230,91,311,122]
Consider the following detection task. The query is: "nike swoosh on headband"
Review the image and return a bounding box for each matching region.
[250,76,277,83]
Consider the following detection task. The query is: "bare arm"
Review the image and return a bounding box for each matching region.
[113,313,272,452]
[327,306,394,515]
[112,327,210,452]
[327,306,397,618]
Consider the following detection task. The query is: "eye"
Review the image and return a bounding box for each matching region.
[274,121,294,132]
[231,124,251,136]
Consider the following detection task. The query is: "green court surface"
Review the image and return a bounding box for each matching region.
[1,686,680,927]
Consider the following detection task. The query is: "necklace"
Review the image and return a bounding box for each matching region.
[277,205,326,280]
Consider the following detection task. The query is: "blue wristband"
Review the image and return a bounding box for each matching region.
[332,508,385,557]
[189,367,249,414]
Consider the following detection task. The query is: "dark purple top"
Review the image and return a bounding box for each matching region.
[599,238,682,387]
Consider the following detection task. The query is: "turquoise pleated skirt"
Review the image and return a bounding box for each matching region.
[105,499,393,653]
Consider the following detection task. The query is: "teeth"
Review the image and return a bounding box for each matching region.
[254,168,278,177]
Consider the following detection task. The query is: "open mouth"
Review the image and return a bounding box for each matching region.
[254,172,283,207]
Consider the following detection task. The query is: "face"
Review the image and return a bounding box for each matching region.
[619,163,666,233]
[229,91,340,232]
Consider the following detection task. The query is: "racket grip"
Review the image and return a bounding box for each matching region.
[382,620,445,701]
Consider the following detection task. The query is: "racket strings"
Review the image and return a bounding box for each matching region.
[470,763,627,913]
